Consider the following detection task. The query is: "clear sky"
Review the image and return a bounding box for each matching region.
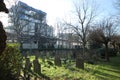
[20,0,117,25]
[20,0,73,25]
[1,0,117,27]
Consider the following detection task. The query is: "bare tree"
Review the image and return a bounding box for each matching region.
[115,0,120,10]
[8,0,30,43]
[114,0,120,23]
[90,17,117,61]
[64,0,98,69]
[115,35,120,51]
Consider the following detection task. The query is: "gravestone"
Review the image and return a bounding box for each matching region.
[33,56,41,74]
[76,58,84,69]
[24,58,32,80]
[33,56,41,80]
[54,55,61,66]
[72,51,76,59]
[0,0,9,55]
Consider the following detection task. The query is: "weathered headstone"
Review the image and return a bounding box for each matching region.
[76,58,84,69]
[72,51,76,59]
[33,56,41,80]
[0,0,9,55]
[33,56,41,74]
[24,58,32,80]
[54,55,61,66]
[52,51,55,57]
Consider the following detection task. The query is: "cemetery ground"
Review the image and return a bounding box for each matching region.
[27,54,120,80]
[1,43,120,80]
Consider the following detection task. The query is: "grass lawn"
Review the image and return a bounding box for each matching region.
[92,54,120,80]
[28,54,120,80]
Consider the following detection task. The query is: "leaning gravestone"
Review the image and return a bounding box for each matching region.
[54,55,61,66]
[0,0,9,55]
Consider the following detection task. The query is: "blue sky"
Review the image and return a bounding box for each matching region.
[99,0,117,16]
[21,0,117,25]
[1,0,117,27]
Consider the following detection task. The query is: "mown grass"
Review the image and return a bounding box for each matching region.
[28,54,120,80]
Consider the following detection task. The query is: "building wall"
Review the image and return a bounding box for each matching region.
[16,1,55,49]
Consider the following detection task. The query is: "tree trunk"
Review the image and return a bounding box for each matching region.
[0,22,7,55]
[105,43,110,61]
[75,43,85,69]
[113,43,116,50]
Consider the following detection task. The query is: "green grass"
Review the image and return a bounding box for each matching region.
[28,54,120,80]
[93,55,120,80]
[7,43,20,47]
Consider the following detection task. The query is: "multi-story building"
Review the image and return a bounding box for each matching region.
[8,1,55,50]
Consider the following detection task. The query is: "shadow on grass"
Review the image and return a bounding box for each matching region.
[95,69,120,80]
[39,73,51,80]
[100,67,120,74]
[94,55,120,80]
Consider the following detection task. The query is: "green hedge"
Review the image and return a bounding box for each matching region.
[97,48,117,58]
[0,44,23,80]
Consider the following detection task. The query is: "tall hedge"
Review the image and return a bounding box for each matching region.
[0,45,23,80]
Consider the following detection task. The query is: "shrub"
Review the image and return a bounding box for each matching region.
[0,44,23,80]
[97,48,117,58]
